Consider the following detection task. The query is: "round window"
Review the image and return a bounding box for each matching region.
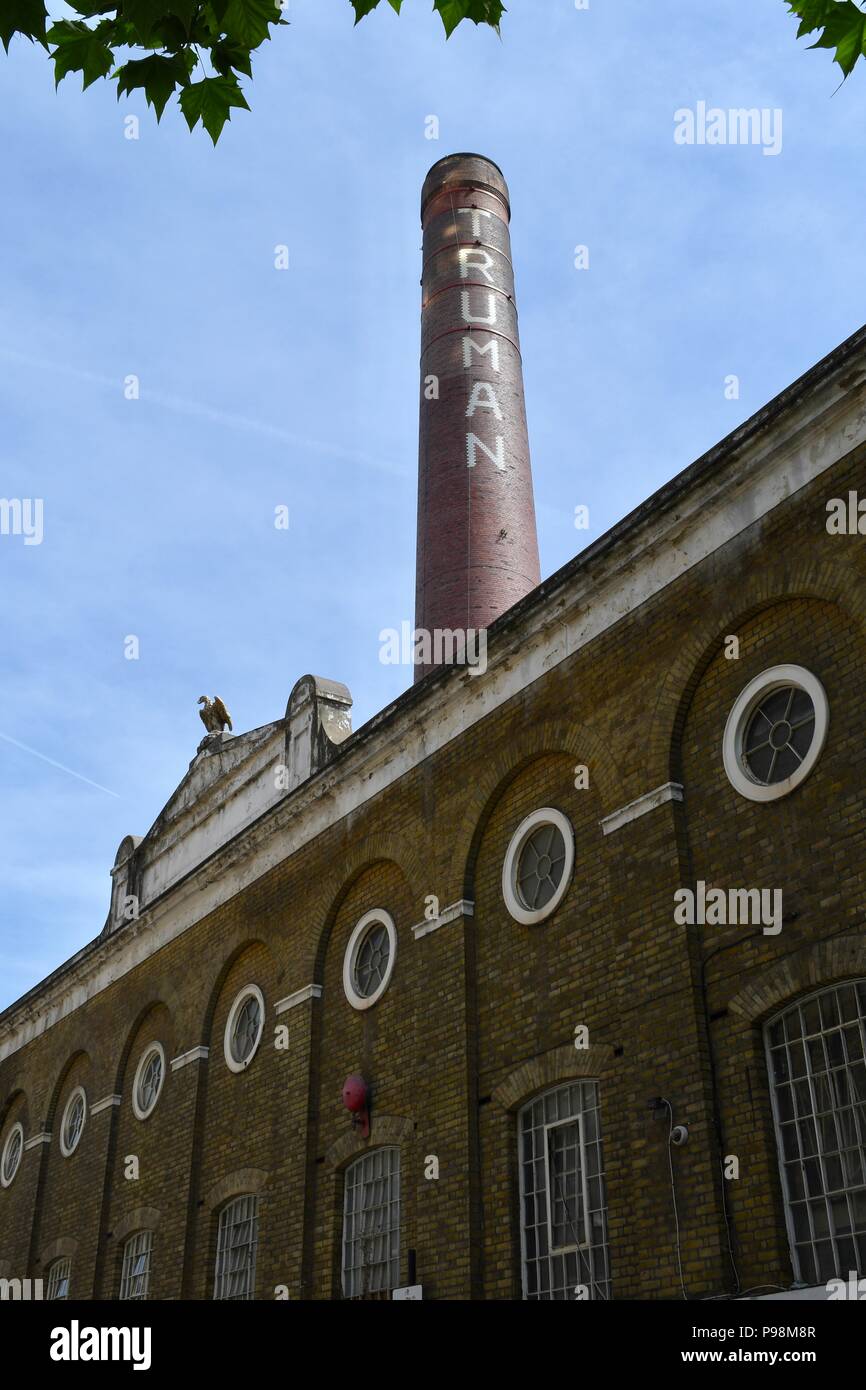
[343,910,397,1011]
[224,985,265,1073]
[60,1087,87,1157]
[502,808,575,926]
[723,666,828,803]
[1,1122,23,1188]
[132,1042,165,1120]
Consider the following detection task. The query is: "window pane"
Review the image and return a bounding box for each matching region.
[767,983,866,1285]
[341,1148,400,1299]
[214,1195,258,1300]
[120,1231,152,1300]
[518,1081,610,1301]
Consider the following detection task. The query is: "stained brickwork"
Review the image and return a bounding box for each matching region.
[1,438,865,1301]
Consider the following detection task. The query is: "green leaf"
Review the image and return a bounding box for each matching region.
[121,0,168,42]
[115,52,192,118]
[164,0,199,31]
[179,74,249,143]
[47,19,115,89]
[351,0,383,21]
[786,0,841,34]
[434,0,505,39]
[805,1,866,76]
[70,2,120,15]
[212,39,253,77]
[0,0,49,52]
[221,0,280,48]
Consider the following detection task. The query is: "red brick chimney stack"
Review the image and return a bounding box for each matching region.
[414,154,541,680]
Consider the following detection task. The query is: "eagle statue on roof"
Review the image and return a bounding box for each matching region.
[198,695,233,734]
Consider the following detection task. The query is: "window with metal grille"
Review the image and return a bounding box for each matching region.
[60,1088,86,1157]
[120,1230,152,1300]
[354,922,391,998]
[766,981,866,1285]
[47,1258,71,1300]
[342,1147,400,1299]
[213,1195,259,1301]
[133,1044,164,1120]
[1,1122,23,1188]
[743,686,816,786]
[518,1082,611,1301]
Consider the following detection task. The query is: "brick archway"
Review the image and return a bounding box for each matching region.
[728,931,866,1024]
[491,1043,615,1111]
[449,717,624,902]
[652,560,866,785]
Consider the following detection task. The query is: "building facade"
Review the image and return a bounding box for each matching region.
[1,158,866,1302]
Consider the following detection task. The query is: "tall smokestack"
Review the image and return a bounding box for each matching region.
[414,153,541,680]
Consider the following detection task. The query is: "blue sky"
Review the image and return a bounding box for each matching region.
[0,0,863,1011]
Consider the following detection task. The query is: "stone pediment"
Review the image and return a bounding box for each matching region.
[103,677,352,936]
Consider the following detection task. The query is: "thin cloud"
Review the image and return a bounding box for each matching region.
[0,346,410,480]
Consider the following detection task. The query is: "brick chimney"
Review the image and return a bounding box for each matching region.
[414,153,541,681]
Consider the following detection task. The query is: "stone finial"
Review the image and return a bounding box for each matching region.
[104,834,142,935]
[283,676,352,794]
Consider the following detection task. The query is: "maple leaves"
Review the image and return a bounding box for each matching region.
[1,3,865,146]
[787,0,866,78]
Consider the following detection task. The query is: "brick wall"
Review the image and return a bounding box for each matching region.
[1,442,864,1300]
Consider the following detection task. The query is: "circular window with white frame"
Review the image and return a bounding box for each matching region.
[723,665,828,803]
[343,909,397,1011]
[1,1121,24,1188]
[224,985,265,1074]
[60,1086,87,1157]
[502,807,575,926]
[132,1042,165,1120]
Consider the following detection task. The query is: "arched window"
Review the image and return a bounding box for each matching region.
[765,980,866,1284]
[120,1230,152,1300]
[342,1148,400,1299]
[46,1258,71,1300]
[214,1195,259,1300]
[518,1081,611,1300]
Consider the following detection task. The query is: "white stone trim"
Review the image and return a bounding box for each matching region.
[502,809,575,927]
[1,349,864,1063]
[600,783,684,835]
[224,985,265,1074]
[274,984,323,1014]
[132,1042,165,1121]
[170,1045,209,1072]
[24,1132,51,1149]
[411,900,475,940]
[722,665,829,802]
[90,1094,121,1115]
[343,910,397,1011]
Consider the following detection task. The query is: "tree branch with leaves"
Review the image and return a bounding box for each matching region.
[0,2,863,146]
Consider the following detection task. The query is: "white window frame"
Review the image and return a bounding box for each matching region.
[543,1114,593,1255]
[0,1121,24,1189]
[120,1230,153,1300]
[132,1043,165,1121]
[213,1195,259,1300]
[502,807,575,926]
[343,910,397,1012]
[518,1082,611,1301]
[722,664,828,803]
[47,1258,71,1300]
[341,1147,401,1299]
[59,1086,87,1157]
[223,985,265,1074]
[764,980,866,1286]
